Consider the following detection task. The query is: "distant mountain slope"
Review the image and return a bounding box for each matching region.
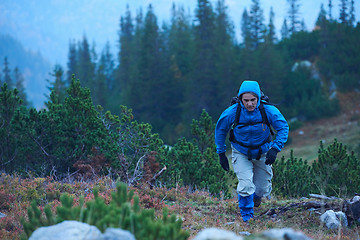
[0,34,51,108]
[281,91,360,162]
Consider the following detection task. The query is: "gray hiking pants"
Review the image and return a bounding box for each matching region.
[231,146,273,197]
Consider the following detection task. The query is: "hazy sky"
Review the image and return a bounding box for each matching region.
[1,0,359,66]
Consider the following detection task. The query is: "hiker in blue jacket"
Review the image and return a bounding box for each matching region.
[215,80,289,222]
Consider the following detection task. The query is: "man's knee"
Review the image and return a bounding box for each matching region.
[237,179,255,196]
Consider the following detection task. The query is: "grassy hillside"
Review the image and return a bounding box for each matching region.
[280,91,360,163]
[1,174,359,240]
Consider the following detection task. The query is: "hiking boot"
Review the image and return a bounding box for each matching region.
[254,196,262,207]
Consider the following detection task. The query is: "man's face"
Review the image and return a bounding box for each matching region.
[241,93,258,111]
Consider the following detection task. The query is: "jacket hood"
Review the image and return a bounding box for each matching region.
[238,80,261,107]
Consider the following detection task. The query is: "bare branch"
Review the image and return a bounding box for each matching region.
[147,166,167,189]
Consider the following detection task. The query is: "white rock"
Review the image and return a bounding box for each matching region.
[261,228,313,240]
[101,228,136,240]
[29,220,102,240]
[193,227,243,240]
[320,210,348,229]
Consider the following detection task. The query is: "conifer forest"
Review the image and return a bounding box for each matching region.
[0,0,360,238]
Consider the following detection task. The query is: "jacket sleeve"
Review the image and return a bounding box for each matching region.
[266,105,289,152]
[215,105,236,154]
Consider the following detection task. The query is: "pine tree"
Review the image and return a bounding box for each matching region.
[2,57,12,89]
[93,53,108,108]
[266,7,277,44]
[192,0,217,117]
[241,8,252,48]
[77,36,95,93]
[213,0,237,112]
[66,41,77,84]
[0,83,25,172]
[248,0,266,49]
[281,19,290,39]
[339,0,349,24]
[348,0,355,26]
[328,0,333,20]
[102,42,115,92]
[166,3,194,142]
[287,0,301,35]
[312,140,360,197]
[136,4,166,128]
[117,5,135,109]
[45,64,67,104]
[316,4,327,28]
[13,67,29,106]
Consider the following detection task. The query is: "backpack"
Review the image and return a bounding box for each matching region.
[229,92,275,160]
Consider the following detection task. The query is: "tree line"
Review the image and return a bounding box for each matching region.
[0,0,359,195]
[1,0,358,144]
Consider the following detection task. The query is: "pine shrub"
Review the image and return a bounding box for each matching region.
[21,182,189,240]
[160,110,233,197]
[311,139,360,197]
[272,151,312,197]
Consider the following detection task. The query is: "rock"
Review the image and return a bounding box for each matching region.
[260,228,313,240]
[320,210,348,229]
[101,228,135,240]
[346,196,360,223]
[193,227,243,240]
[29,220,102,240]
[28,221,314,240]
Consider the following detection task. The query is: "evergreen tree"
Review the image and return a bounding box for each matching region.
[300,19,307,31]
[66,41,77,84]
[241,8,252,48]
[192,0,218,117]
[77,36,95,93]
[348,0,355,26]
[339,0,349,24]
[281,19,290,39]
[102,42,115,92]
[328,0,333,20]
[46,64,67,104]
[93,53,108,108]
[13,67,29,106]
[266,7,277,44]
[93,42,114,109]
[248,0,266,49]
[166,4,194,142]
[133,4,173,135]
[116,5,135,110]
[316,4,327,28]
[0,83,28,172]
[2,57,12,89]
[213,0,238,111]
[287,0,301,35]
[312,140,360,197]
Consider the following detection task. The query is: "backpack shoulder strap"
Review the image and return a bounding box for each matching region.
[259,102,275,136]
[234,102,241,127]
[229,103,241,142]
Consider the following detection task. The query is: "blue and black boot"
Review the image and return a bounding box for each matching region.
[238,194,254,222]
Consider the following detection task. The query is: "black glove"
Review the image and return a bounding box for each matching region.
[265,148,278,165]
[219,153,229,171]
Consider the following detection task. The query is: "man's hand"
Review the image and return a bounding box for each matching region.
[265,148,278,165]
[219,153,229,171]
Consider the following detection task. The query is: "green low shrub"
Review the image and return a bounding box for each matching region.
[273,151,312,198]
[21,182,189,240]
[311,139,360,197]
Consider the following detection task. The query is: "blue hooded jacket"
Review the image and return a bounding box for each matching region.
[215,81,289,158]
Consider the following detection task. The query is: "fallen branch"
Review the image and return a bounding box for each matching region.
[147,166,167,189]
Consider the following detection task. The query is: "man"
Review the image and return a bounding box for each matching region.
[215,80,289,222]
